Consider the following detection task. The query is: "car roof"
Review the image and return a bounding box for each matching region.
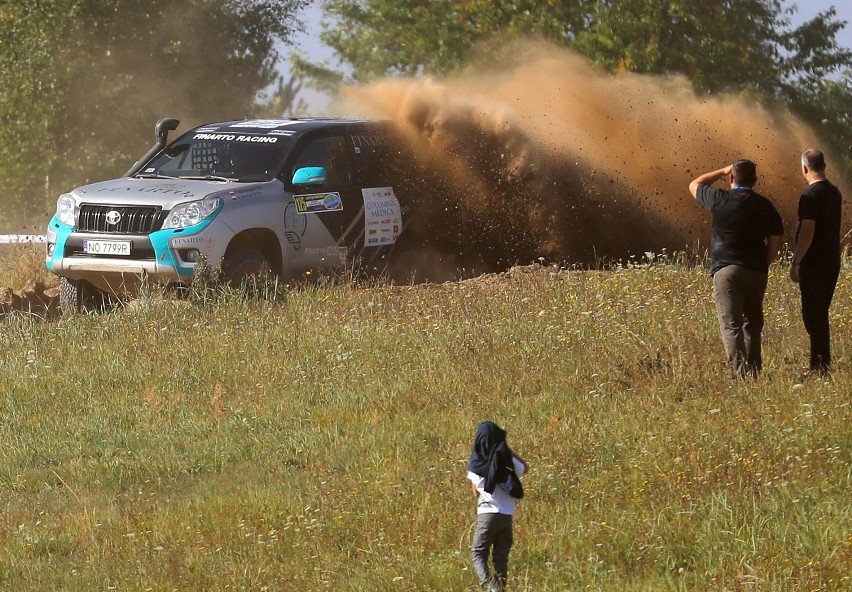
[188,118,392,138]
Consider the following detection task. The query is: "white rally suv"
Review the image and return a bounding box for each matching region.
[46,118,407,312]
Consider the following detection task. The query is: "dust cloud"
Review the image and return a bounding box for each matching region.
[336,43,844,279]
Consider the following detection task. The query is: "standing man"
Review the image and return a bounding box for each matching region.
[790,149,843,378]
[689,160,784,377]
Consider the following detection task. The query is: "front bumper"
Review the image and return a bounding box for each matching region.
[45,216,212,293]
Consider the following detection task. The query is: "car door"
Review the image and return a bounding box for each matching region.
[348,128,404,264]
[283,133,363,270]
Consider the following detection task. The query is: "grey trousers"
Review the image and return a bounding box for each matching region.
[471,513,513,589]
[712,265,768,376]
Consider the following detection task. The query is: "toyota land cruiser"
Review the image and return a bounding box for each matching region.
[45,117,407,312]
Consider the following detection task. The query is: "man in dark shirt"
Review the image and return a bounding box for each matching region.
[689,160,784,377]
[790,148,843,378]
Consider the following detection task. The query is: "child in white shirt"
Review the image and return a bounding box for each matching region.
[466,421,528,591]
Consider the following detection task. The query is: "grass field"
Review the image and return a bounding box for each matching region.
[0,243,52,290]
[0,246,849,591]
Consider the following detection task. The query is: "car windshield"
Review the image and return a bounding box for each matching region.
[142,132,296,182]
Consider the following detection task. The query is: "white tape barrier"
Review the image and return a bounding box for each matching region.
[0,235,47,244]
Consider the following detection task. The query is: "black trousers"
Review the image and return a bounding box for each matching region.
[799,264,840,371]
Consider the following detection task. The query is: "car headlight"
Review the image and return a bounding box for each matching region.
[56,194,77,227]
[162,197,222,229]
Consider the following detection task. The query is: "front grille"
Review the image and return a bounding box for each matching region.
[78,205,167,235]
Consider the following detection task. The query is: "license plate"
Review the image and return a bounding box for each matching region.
[82,239,131,256]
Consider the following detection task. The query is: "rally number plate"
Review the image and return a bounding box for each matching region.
[82,239,131,256]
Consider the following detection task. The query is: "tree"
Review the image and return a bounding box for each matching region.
[256,75,311,118]
[573,2,851,176]
[315,0,851,172]
[0,2,66,223]
[777,10,852,172]
[319,0,850,92]
[788,72,852,172]
[573,2,851,96]
[0,0,310,225]
[574,0,786,94]
[315,0,591,82]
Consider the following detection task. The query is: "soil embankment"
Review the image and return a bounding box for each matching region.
[0,280,59,317]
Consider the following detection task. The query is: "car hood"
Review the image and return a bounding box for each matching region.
[72,177,264,210]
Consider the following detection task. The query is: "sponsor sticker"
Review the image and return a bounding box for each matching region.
[362,187,401,248]
[294,192,344,214]
[101,183,196,197]
[192,133,278,143]
[229,120,290,129]
[172,236,204,246]
[304,246,348,263]
[229,188,263,200]
[284,202,307,250]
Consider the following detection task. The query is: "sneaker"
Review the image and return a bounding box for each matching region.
[796,368,813,384]
[797,367,832,383]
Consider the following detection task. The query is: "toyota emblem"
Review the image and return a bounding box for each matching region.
[105,210,121,225]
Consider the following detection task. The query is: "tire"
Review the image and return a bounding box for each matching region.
[59,277,107,315]
[223,250,273,288]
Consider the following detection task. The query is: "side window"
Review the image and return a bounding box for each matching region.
[289,136,352,187]
[350,130,405,186]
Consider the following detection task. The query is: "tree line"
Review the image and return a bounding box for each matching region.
[304,0,850,174]
[1,1,849,226]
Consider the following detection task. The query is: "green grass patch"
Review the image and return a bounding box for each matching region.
[1,261,849,590]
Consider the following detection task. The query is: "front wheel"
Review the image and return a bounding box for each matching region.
[59,277,108,315]
[223,250,274,289]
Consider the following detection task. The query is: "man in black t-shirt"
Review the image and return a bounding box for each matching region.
[689,160,784,377]
[790,149,843,377]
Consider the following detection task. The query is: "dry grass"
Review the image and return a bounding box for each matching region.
[0,258,849,590]
[0,243,54,290]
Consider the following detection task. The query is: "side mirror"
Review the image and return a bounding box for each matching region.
[292,166,327,186]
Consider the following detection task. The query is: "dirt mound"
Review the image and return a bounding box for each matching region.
[0,280,60,317]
